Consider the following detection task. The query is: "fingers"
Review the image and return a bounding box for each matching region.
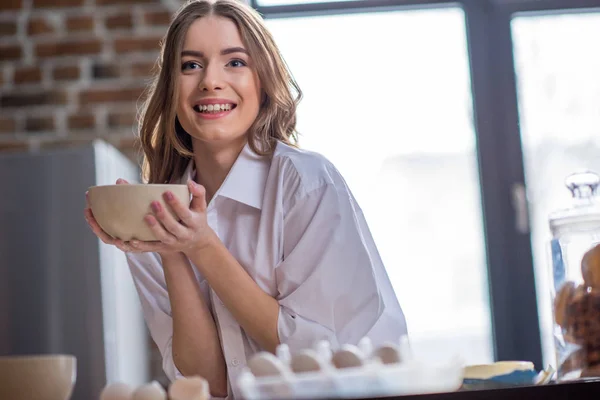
[188,180,207,212]
[84,194,123,248]
[150,201,187,239]
[84,208,117,245]
[114,239,134,252]
[127,239,167,253]
[116,178,130,184]
[144,213,179,245]
[148,200,188,240]
[163,191,194,226]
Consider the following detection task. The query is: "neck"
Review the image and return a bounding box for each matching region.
[191,137,247,203]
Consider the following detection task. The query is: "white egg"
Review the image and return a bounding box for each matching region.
[100,382,134,400]
[168,376,210,400]
[131,381,167,400]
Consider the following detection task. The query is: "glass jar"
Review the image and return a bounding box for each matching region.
[548,171,600,381]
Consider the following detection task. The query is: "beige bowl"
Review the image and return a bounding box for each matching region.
[0,354,77,400]
[87,184,191,241]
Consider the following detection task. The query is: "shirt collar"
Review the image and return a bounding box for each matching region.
[179,142,270,210]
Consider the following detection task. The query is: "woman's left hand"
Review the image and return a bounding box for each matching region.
[125,180,218,255]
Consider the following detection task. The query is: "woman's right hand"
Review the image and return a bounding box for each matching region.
[84,178,136,253]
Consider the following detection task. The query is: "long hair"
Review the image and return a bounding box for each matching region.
[137,0,302,184]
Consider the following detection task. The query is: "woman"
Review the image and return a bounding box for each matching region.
[84,0,407,398]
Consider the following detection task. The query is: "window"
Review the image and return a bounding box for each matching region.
[512,10,600,367]
[256,0,600,369]
[266,7,494,364]
[257,0,358,5]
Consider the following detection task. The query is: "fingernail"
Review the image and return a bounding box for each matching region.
[151,202,160,213]
[165,191,174,201]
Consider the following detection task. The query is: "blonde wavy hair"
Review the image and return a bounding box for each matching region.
[137,0,302,184]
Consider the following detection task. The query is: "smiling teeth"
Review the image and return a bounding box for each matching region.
[196,104,233,113]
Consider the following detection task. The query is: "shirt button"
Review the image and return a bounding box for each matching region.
[231,358,240,367]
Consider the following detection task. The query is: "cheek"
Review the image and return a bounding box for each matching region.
[249,89,262,114]
[241,91,261,125]
[238,72,262,110]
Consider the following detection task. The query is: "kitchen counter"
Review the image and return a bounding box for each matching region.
[350,379,600,400]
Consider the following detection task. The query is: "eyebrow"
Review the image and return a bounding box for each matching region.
[181,47,249,58]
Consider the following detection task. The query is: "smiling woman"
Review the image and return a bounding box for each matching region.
[175,16,261,164]
[83,1,408,399]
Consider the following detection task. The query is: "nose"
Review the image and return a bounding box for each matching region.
[199,62,224,92]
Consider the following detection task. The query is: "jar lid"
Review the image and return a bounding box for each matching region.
[548,170,600,237]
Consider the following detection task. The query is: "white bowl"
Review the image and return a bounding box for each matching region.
[87,184,190,241]
[0,354,77,400]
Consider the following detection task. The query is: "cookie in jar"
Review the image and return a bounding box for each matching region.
[554,243,600,378]
[547,170,600,380]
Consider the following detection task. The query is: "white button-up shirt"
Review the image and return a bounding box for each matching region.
[125,141,407,399]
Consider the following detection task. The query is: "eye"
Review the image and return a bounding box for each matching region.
[227,59,247,68]
[181,61,202,71]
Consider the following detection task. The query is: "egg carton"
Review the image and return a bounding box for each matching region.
[237,336,465,400]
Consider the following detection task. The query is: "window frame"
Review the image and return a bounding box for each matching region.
[251,0,600,369]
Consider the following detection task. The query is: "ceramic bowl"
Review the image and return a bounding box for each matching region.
[0,354,77,400]
[87,184,190,241]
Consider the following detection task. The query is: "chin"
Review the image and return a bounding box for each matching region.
[189,129,247,145]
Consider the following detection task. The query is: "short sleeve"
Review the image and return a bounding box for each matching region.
[275,182,385,352]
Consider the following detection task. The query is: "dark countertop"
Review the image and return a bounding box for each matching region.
[345,379,600,400]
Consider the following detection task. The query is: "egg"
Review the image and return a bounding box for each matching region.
[131,381,167,400]
[168,376,210,400]
[290,350,326,374]
[331,344,365,369]
[247,352,289,377]
[373,343,402,365]
[100,382,134,400]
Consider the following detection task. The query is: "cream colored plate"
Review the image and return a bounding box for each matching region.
[464,361,535,380]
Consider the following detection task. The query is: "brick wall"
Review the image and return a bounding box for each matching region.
[1,0,252,388]
[0,0,178,161]
[0,0,181,386]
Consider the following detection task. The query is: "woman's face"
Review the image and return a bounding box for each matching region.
[176,15,262,147]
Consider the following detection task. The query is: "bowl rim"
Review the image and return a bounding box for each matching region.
[0,354,76,363]
[88,184,189,189]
